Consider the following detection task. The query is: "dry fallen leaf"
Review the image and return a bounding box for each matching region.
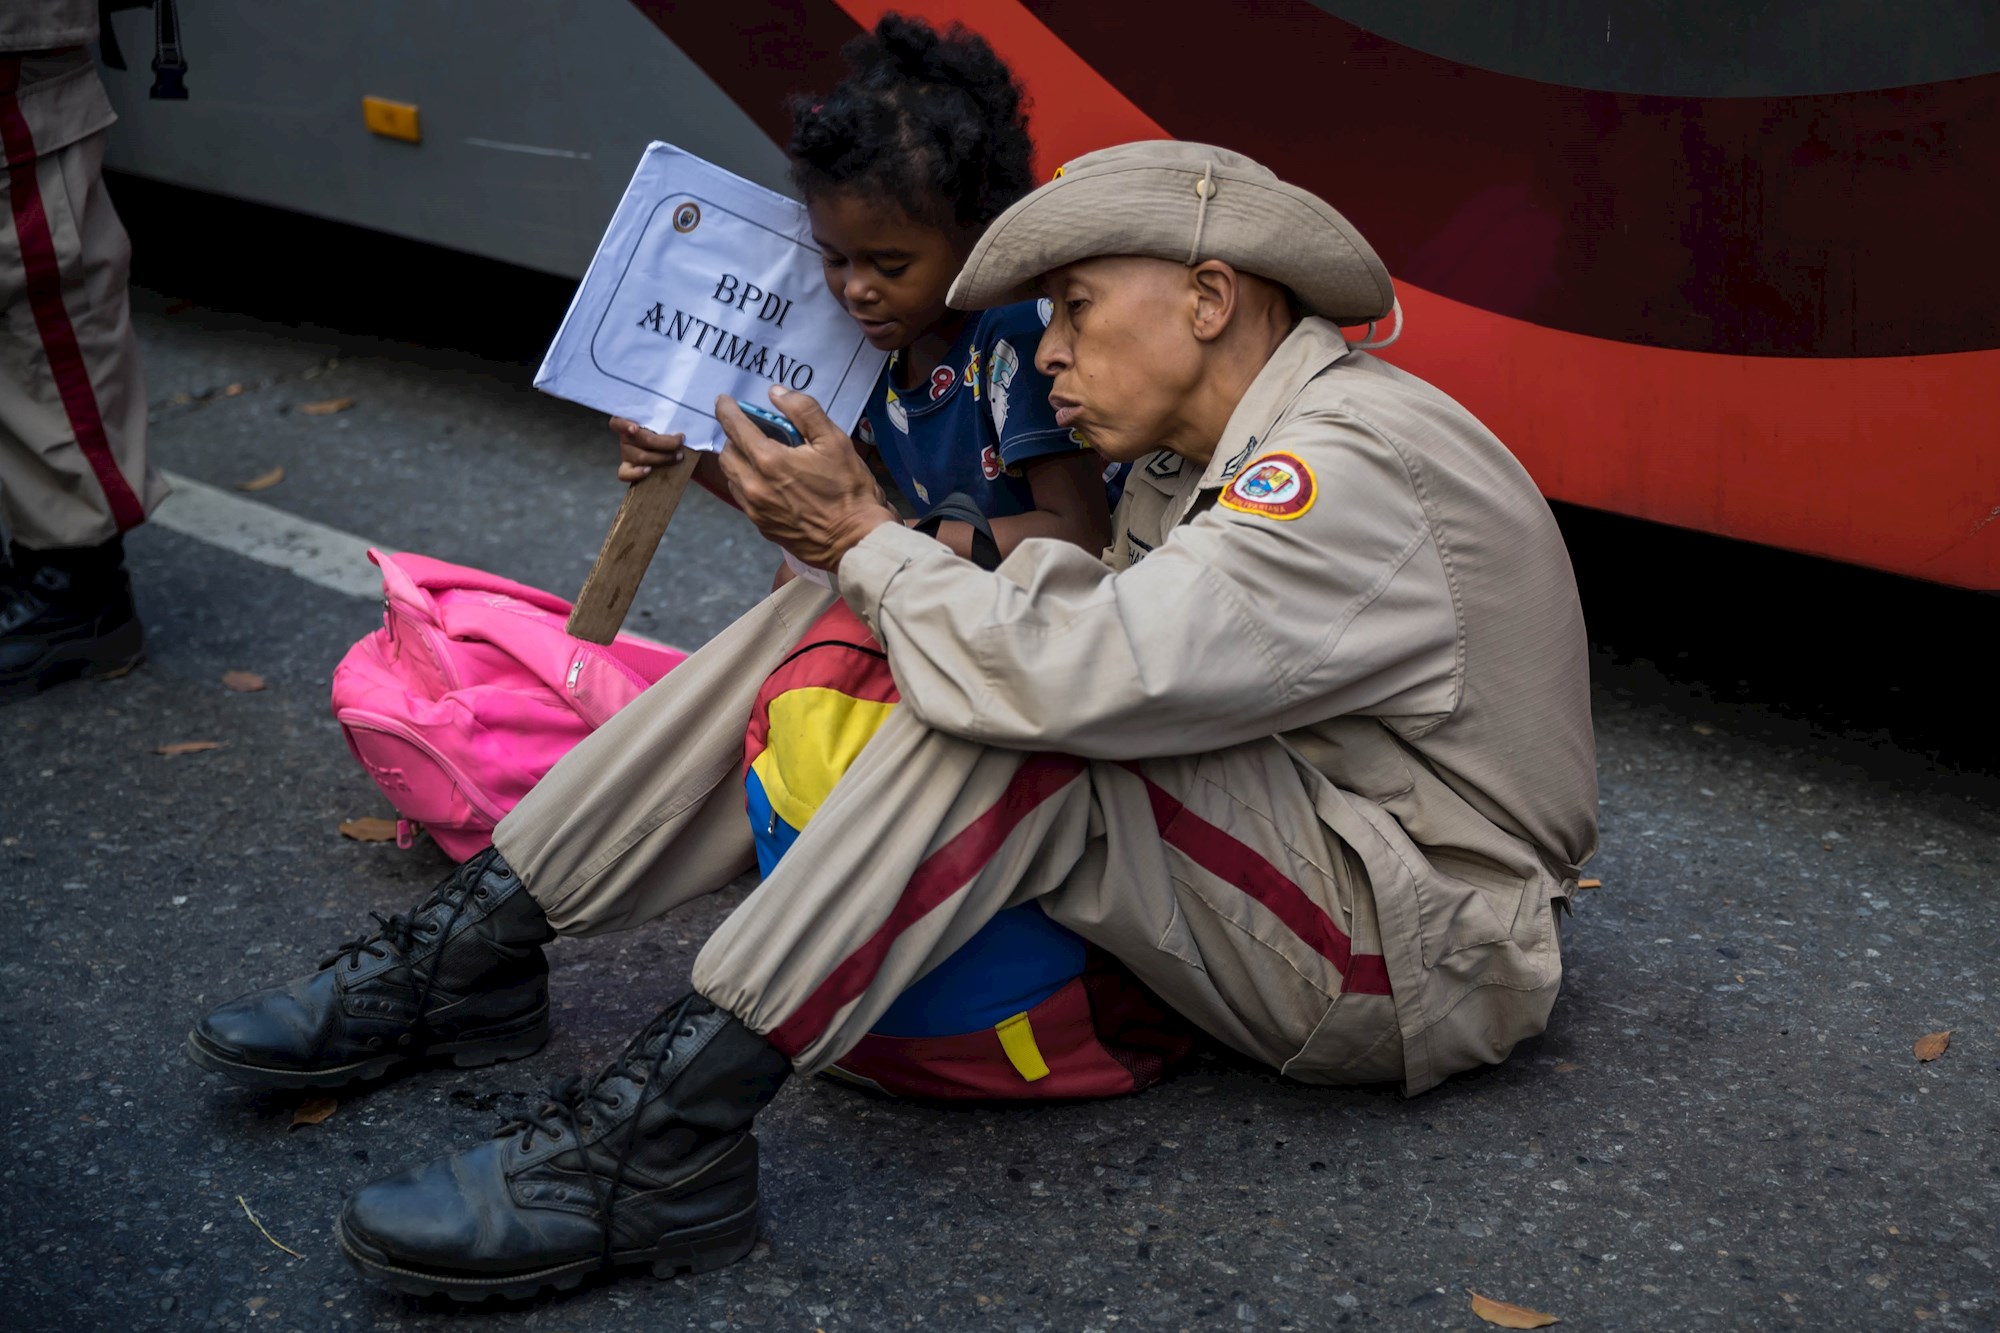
[1470,1291,1560,1329]
[155,740,222,756]
[298,397,356,416]
[222,670,266,693]
[1553,1062,1581,1073]
[290,1096,338,1128]
[1691,722,1717,736]
[1914,1031,1950,1062]
[222,382,245,397]
[339,817,399,842]
[235,466,285,492]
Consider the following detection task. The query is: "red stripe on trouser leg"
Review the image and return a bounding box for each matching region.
[764,751,1087,1058]
[1137,774,1392,996]
[0,74,147,534]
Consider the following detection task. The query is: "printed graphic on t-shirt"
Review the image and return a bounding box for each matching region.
[988,339,1019,436]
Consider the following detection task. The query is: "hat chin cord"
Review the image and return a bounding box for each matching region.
[1187,161,1217,266]
[1351,297,1404,350]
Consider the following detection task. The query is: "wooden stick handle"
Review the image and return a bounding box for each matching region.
[565,452,700,645]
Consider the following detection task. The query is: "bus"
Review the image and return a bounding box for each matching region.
[96,0,2000,590]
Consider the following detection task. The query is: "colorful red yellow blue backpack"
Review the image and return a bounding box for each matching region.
[744,597,1195,1100]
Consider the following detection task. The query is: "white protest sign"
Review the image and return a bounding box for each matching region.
[535,143,886,450]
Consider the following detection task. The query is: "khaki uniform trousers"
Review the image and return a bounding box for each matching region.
[1,122,166,549]
[495,580,1405,1086]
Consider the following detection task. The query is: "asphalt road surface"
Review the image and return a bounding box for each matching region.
[3,185,1996,1332]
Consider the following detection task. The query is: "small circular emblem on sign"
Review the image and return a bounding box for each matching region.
[672,202,701,233]
[1218,452,1317,520]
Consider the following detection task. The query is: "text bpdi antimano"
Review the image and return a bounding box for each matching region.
[632,273,813,391]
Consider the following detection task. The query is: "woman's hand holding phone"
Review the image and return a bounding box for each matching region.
[715,388,898,570]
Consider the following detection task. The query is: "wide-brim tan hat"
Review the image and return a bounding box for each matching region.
[948,140,1394,324]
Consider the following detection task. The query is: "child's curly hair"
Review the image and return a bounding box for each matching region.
[789,13,1034,231]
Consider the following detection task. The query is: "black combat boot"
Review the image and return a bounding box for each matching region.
[336,993,790,1300]
[0,537,145,704]
[186,849,555,1089]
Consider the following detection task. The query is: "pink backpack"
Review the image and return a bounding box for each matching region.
[331,549,686,858]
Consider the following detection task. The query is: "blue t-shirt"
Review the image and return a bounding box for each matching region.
[860,300,1123,518]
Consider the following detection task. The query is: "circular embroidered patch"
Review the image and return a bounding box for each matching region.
[1218,453,1316,519]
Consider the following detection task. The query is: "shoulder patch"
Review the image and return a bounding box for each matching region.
[1218,453,1316,520]
[1037,297,1054,327]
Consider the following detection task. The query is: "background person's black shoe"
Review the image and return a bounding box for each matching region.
[186,849,556,1089]
[0,538,145,704]
[335,994,790,1301]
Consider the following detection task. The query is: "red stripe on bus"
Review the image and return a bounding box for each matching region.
[765,751,1086,1056]
[0,64,145,533]
[1135,771,1391,996]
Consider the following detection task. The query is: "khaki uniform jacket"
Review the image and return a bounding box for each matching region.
[2,1,98,53]
[2,7,116,169]
[838,317,1599,1092]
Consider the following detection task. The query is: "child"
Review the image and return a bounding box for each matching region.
[623,18,1180,1101]
[615,14,1118,565]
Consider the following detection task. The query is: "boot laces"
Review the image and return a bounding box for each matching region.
[499,996,710,1269]
[316,853,496,1028]
[0,580,45,633]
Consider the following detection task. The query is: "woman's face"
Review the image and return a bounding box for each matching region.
[807,192,974,351]
[1035,257,1208,463]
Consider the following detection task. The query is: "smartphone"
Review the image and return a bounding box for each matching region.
[735,399,804,446]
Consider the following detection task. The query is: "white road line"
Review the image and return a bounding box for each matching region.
[151,471,387,599]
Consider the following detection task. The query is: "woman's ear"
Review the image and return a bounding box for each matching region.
[1189,260,1240,343]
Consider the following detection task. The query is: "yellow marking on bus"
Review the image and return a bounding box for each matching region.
[362,97,422,143]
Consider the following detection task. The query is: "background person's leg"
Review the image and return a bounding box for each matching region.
[1,127,169,696]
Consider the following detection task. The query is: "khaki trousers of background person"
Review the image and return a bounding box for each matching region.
[494,579,1405,1087]
[0,127,167,549]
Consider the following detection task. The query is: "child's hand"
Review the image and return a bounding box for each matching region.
[611,417,685,483]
